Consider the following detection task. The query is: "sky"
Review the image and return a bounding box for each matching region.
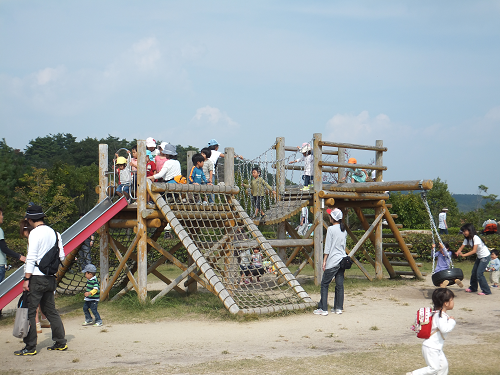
[1,1,499,196]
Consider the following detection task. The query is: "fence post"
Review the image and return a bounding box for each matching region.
[136,140,148,301]
[224,147,235,186]
[313,133,324,285]
[374,140,384,279]
[338,147,345,183]
[275,137,287,262]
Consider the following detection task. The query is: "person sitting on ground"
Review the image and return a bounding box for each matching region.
[289,143,313,190]
[82,264,103,327]
[114,155,132,201]
[148,144,182,183]
[242,167,276,220]
[341,158,368,183]
[155,142,168,174]
[486,249,499,288]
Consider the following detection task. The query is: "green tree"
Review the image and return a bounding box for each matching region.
[25,133,77,168]
[426,178,459,227]
[388,192,428,229]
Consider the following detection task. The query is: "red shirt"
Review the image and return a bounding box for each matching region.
[146,161,156,178]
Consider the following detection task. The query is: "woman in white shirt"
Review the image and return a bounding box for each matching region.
[456,223,491,295]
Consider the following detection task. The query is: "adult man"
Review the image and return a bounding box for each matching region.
[15,205,67,356]
[438,208,448,235]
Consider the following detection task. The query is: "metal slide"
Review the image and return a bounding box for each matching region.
[0,197,128,310]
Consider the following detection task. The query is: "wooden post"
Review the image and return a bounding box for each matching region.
[275,137,287,261]
[98,144,110,300]
[313,133,324,285]
[187,151,195,179]
[224,147,235,186]
[136,140,148,302]
[338,147,345,183]
[374,140,384,279]
[375,140,383,182]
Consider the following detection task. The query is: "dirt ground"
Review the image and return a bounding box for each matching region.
[1,276,499,375]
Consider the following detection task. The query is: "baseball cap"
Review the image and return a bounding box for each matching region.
[326,208,343,221]
[82,264,97,273]
[348,158,357,164]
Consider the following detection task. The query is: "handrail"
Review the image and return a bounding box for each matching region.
[319,141,387,152]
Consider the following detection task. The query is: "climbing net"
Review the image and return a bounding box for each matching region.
[152,183,312,313]
[234,141,312,221]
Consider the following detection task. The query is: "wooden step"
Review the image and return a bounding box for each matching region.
[384,223,402,228]
[385,252,418,258]
[382,243,413,249]
[390,261,422,267]
[365,214,398,219]
[395,271,427,276]
[382,233,408,238]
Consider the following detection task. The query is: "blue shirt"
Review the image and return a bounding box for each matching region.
[188,166,207,184]
[434,249,452,273]
[488,257,500,271]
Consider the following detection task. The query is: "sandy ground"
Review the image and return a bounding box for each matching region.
[1,276,499,374]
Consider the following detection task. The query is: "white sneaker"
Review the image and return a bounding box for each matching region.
[82,321,93,326]
[313,309,328,316]
[335,309,343,315]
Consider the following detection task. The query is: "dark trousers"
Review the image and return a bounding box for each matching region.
[470,255,491,294]
[24,276,66,350]
[318,264,345,311]
[83,300,101,323]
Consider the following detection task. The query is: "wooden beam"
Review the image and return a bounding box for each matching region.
[347,211,384,258]
[313,133,324,285]
[319,191,389,200]
[329,180,433,192]
[151,263,198,303]
[319,161,387,171]
[330,200,386,209]
[345,225,375,268]
[109,218,163,228]
[285,221,319,266]
[319,140,387,152]
[98,143,110,299]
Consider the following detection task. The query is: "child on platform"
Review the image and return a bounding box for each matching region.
[342,158,368,183]
[242,167,276,220]
[486,249,499,287]
[289,143,313,191]
[188,154,209,185]
[155,142,168,174]
[82,264,102,327]
[408,288,456,375]
[114,155,132,201]
[148,144,182,183]
[201,148,215,204]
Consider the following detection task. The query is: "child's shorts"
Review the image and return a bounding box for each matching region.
[252,196,263,210]
[490,270,499,284]
[116,184,130,194]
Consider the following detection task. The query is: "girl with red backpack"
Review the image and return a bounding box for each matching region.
[408,288,456,375]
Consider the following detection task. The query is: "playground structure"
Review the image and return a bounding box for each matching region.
[0,133,435,315]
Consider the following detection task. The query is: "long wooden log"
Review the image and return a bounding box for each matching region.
[318,140,387,152]
[347,211,384,258]
[330,200,386,209]
[320,161,387,171]
[109,218,163,228]
[329,180,433,192]
[150,182,239,194]
[284,164,338,174]
[345,225,375,268]
[319,191,389,200]
[151,263,198,303]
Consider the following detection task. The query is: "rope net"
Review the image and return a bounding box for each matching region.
[149,182,314,314]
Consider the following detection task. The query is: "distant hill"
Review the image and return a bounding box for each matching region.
[452,194,495,213]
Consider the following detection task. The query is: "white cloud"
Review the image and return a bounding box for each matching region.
[192,105,239,127]
[36,66,66,85]
[131,37,161,71]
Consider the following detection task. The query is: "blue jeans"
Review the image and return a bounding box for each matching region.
[439,228,448,235]
[318,264,344,311]
[83,300,101,323]
[470,255,491,294]
[0,264,5,283]
[303,175,313,186]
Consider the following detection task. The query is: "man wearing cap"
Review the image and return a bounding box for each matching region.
[15,205,67,356]
[438,208,448,235]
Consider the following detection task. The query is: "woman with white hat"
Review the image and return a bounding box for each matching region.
[314,208,347,316]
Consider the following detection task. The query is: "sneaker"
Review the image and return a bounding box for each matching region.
[94,321,103,327]
[492,285,498,288]
[14,347,37,356]
[477,292,489,295]
[335,309,343,315]
[465,288,473,293]
[313,309,328,316]
[47,342,68,351]
[40,319,51,328]
[36,322,42,333]
[301,186,310,191]
[82,321,93,326]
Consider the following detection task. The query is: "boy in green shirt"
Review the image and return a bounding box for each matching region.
[243,167,276,219]
[82,264,102,327]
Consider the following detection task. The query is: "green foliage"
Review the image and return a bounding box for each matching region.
[426,178,459,227]
[388,192,428,229]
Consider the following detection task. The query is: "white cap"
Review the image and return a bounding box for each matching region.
[327,208,343,221]
[159,141,168,150]
[146,137,156,148]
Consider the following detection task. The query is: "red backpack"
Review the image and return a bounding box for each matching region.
[412,307,436,339]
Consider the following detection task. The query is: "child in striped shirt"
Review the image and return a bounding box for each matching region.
[82,264,102,327]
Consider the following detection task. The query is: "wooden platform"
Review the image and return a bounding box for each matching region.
[254,199,309,225]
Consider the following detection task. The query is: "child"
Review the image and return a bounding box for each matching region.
[146,137,158,156]
[148,144,182,183]
[81,264,102,327]
[207,139,243,168]
[201,148,215,204]
[242,167,276,219]
[486,249,499,287]
[456,223,491,295]
[188,153,209,185]
[342,158,368,183]
[297,206,309,236]
[155,142,168,174]
[114,155,132,201]
[314,208,347,316]
[239,248,252,285]
[289,143,313,191]
[408,288,456,375]
[432,243,463,288]
[251,248,265,282]
[129,145,138,171]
